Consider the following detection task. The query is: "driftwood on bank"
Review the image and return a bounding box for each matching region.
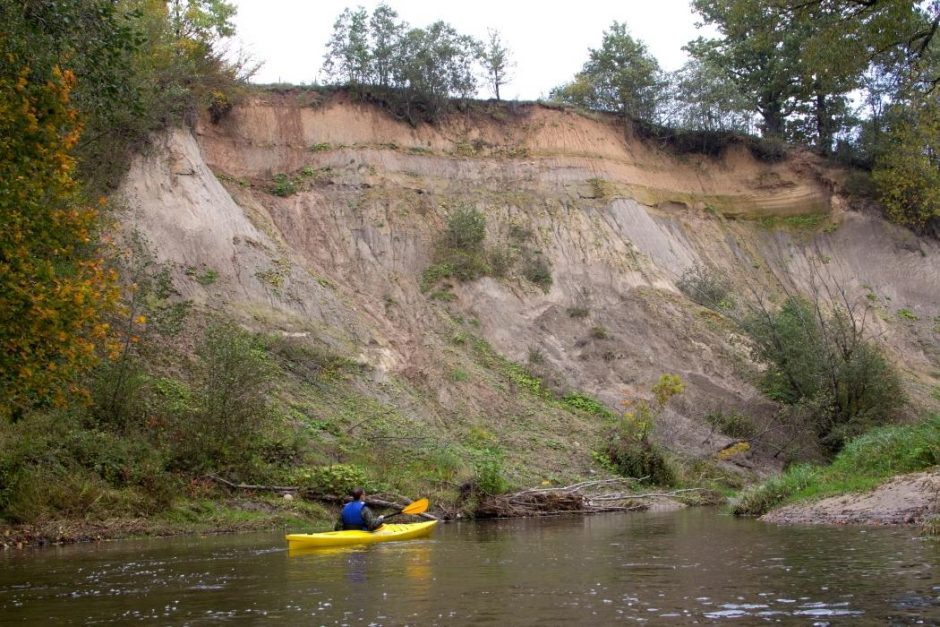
[474,479,716,518]
[205,475,438,520]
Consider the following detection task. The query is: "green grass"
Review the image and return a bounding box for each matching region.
[756,213,828,230]
[733,414,940,516]
[561,393,615,418]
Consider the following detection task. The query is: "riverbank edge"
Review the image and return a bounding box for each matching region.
[0,496,334,550]
[760,468,940,528]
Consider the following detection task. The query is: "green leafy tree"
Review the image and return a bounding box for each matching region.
[391,21,480,119]
[551,21,663,121]
[872,98,940,232]
[369,3,402,88]
[480,28,514,101]
[688,0,804,138]
[664,57,754,132]
[322,6,371,85]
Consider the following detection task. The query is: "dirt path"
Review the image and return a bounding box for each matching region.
[762,470,940,526]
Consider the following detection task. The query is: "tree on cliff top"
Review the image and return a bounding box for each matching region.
[321,4,484,122]
[480,28,514,101]
[550,22,664,122]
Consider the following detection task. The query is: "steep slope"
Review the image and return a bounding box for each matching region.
[120,92,940,483]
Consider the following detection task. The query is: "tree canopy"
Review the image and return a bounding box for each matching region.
[0,0,248,420]
[550,22,664,121]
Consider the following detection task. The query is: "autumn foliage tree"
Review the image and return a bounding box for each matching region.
[0,61,118,420]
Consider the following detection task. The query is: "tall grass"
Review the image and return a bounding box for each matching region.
[733,414,940,517]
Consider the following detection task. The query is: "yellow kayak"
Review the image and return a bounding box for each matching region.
[285,520,438,549]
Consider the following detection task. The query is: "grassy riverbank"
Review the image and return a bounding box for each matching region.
[732,413,940,518]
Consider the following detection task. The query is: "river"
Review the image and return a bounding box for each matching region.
[1,509,937,625]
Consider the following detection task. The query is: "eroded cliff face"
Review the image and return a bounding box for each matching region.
[120,92,940,479]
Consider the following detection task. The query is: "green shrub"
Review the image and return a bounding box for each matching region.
[567,306,590,318]
[923,516,940,536]
[444,205,487,251]
[600,375,684,486]
[677,264,733,310]
[472,449,509,495]
[521,253,552,291]
[300,464,370,495]
[270,173,297,197]
[705,410,756,439]
[562,393,615,418]
[423,205,493,290]
[438,248,490,282]
[170,322,276,474]
[590,325,609,339]
[743,296,905,454]
[487,246,513,277]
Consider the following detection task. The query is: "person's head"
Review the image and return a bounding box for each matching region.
[351,487,364,501]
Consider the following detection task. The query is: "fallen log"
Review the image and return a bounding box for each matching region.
[473,481,720,518]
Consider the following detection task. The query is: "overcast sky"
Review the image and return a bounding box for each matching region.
[229,1,714,100]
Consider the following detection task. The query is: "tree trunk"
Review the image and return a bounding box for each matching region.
[815,90,833,155]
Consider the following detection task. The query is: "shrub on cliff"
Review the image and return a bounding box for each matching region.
[598,375,684,486]
[742,296,905,455]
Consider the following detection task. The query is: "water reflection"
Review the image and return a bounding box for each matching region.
[0,509,937,624]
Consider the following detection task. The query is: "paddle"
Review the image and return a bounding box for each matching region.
[381,497,429,522]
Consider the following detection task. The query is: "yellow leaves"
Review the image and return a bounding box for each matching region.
[134,315,147,325]
[0,56,118,420]
[717,441,750,460]
[652,373,685,407]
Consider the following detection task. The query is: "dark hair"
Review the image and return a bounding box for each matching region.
[351,487,364,500]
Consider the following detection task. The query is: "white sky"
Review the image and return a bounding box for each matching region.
[229,1,713,100]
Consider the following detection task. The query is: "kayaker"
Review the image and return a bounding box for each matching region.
[335,487,385,531]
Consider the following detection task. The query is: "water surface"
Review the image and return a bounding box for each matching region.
[1,509,938,624]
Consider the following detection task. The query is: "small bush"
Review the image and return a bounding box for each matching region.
[423,205,491,290]
[170,322,276,473]
[270,173,297,197]
[677,264,733,310]
[487,246,513,277]
[705,410,756,439]
[747,136,788,163]
[444,205,487,251]
[567,306,589,318]
[300,464,370,495]
[521,253,552,291]
[527,347,545,365]
[743,296,905,454]
[590,325,609,340]
[472,449,509,495]
[438,248,490,282]
[923,516,940,536]
[600,375,684,486]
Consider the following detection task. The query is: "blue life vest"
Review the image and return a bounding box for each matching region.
[341,500,366,529]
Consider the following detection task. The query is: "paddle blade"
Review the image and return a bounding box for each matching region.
[400,497,429,515]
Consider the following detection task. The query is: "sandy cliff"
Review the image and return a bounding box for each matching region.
[119,92,940,481]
